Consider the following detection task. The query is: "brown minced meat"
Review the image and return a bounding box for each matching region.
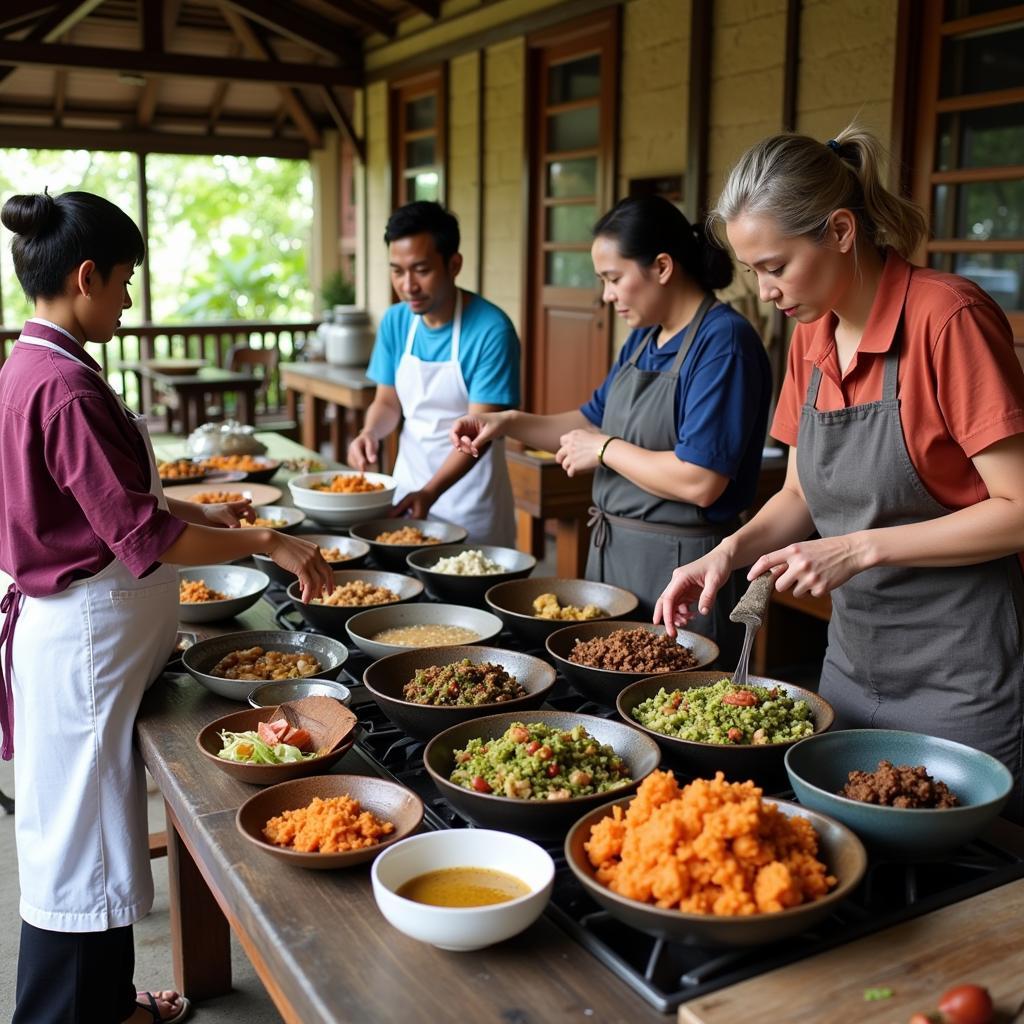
[568,628,697,673]
[839,759,960,809]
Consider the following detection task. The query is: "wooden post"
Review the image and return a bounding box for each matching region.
[136,149,153,323]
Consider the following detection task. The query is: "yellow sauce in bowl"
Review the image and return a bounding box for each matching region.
[396,867,530,907]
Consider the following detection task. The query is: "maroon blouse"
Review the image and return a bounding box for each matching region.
[0,320,185,597]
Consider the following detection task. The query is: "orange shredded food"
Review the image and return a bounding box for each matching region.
[188,491,244,505]
[179,579,228,603]
[585,770,836,916]
[262,795,395,853]
[311,474,385,494]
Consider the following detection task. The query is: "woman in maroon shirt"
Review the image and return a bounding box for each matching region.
[0,191,333,1024]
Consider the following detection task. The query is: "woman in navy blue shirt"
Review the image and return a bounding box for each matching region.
[451,196,770,660]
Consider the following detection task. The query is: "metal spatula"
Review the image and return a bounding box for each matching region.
[727,572,776,690]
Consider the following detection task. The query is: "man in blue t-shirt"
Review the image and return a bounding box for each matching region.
[348,201,520,545]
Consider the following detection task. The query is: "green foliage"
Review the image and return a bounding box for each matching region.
[0,148,313,327]
[320,268,356,307]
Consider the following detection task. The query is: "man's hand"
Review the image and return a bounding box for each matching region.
[392,488,436,520]
[347,430,379,470]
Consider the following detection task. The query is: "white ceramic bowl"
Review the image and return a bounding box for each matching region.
[288,470,398,511]
[371,829,554,951]
[290,498,395,527]
[244,505,306,533]
[178,565,270,623]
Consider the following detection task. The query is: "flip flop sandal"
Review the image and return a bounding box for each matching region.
[135,992,193,1024]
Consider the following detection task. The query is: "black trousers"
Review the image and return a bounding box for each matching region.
[13,921,137,1024]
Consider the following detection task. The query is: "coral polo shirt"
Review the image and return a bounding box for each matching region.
[772,251,1024,518]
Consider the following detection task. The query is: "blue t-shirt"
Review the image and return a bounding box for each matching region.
[580,303,771,523]
[367,291,520,406]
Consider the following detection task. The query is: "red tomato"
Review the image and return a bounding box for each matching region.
[546,763,559,777]
[938,984,993,1024]
[257,721,280,745]
[471,775,492,794]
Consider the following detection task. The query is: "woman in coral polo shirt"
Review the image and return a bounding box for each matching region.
[655,125,1024,820]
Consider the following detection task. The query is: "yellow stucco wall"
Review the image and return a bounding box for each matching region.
[448,52,482,293]
[364,81,392,322]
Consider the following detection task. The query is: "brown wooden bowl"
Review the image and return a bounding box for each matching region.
[236,775,424,869]
[196,706,355,785]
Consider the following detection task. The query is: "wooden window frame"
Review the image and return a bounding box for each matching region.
[389,66,448,210]
[905,1,1024,341]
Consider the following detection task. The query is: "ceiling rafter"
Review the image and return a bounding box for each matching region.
[219,4,322,149]
[0,40,362,87]
[53,69,67,127]
[0,2,59,36]
[319,85,364,163]
[219,0,361,66]
[0,0,106,85]
[137,0,182,129]
[141,0,164,52]
[318,0,394,38]
[403,0,440,17]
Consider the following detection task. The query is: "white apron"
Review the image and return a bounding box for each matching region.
[10,332,178,932]
[392,290,515,546]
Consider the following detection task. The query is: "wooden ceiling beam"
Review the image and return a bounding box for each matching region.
[219,5,322,149]
[0,0,106,84]
[0,3,58,36]
[219,0,361,65]
[319,85,364,163]
[1,123,310,158]
[137,0,182,129]
[318,0,395,38]
[141,0,164,52]
[53,69,67,126]
[403,0,440,17]
[0,40,362,87]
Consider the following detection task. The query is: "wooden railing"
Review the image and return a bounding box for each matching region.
[0,320,319,417]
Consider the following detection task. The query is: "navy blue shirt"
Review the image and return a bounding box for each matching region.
[580,303,771,523]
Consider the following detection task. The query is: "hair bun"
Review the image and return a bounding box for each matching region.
[1,192,59,238]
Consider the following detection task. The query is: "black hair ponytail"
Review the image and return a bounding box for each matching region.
[593,195,734,292]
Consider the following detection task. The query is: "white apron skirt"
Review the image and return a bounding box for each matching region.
[9,330,179,932]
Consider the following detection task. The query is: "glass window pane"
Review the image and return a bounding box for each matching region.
[940,25,1024,97]
[548,203,597,243]
[545,250,594,288]
[547,106,599,152]
[936,105,1024,170]
[933,180,1024,239]
[405,136,435,170]
[548,54,601,104]
[547,158,597,198]
[406,93,436,132]
[409,171,439,202]
[953,252,1024,311]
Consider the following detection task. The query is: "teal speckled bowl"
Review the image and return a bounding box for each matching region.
[785,729,1012,857]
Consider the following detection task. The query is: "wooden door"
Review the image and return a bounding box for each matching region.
[525,13,619,414]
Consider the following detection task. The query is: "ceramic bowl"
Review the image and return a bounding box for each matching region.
[406,544,536,606]
[372,829,554,951]
[236,775,423,869]
[346,603,503,660]
[252,534,370,586]
[362,645,557,741]
[182,629,348,701]
[288,470,398,511]
[247,678,353,709]
[484,577,639,648]
[617,671,835,786]
[423,710,661,839]
[286,569,424,636]
[177,565,270,623]
[785,729,1014,856]
[349,518,469,572]
[196,706,356,785]
[565,795,867,946]
[243,505,306,533]
[546,622,719,706]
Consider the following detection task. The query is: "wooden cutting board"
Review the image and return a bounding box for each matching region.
[678,878,1024,1023]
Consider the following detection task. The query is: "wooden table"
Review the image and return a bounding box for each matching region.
[506,443,594,577]
[280,362,397,470]
[122,361,261,435]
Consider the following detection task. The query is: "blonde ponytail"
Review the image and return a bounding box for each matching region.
[710,123,927,260]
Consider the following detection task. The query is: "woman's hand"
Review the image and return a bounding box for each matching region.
[449,410,509,457]
[391,487,436,520]
[201,499,255,528]
[653,547,735,636]
[556,430,606,477]
[748,533,869,597]
[266,533,334,603]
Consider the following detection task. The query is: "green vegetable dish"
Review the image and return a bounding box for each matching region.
[630,679,814,745]
[217,730,317,765]
[402,658,526,706]
[449,721,632,800]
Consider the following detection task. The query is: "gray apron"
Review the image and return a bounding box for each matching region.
[798,332,1024,822]
[586,294,745,664]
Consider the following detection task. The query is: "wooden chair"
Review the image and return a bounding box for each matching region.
[209,345,297,436]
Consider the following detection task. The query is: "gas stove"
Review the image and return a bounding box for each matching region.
[260,586,1024,1014]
